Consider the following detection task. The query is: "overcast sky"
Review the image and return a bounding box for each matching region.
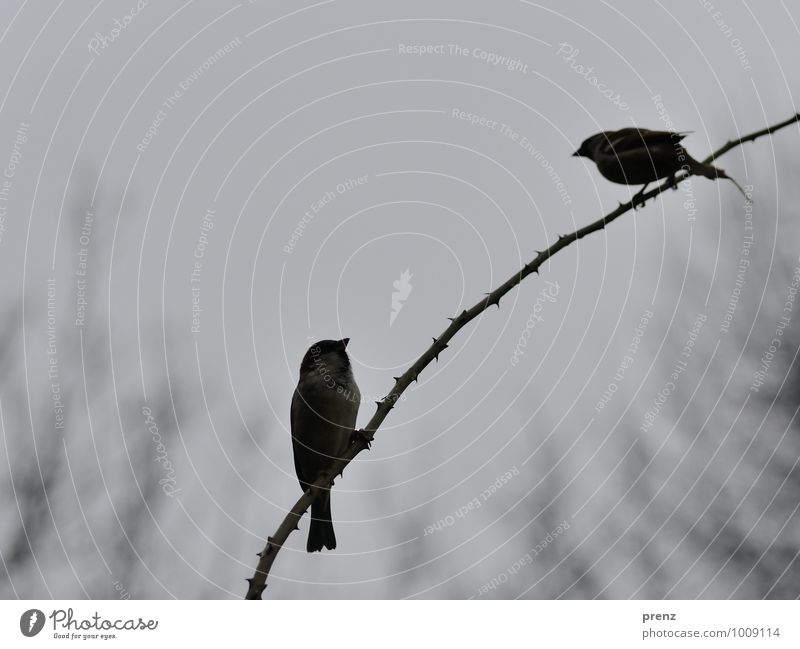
[0,0,798,599]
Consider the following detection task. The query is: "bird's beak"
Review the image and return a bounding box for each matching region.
[340,338,350,349]
[571,150,580,157]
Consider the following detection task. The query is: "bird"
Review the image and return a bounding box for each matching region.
[572,128,748,202]
[291,338,360,552]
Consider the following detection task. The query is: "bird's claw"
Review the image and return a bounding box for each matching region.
[350,429,373,449]
[631,183,649,210]
[667,173,682,191]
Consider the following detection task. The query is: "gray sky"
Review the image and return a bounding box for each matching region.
[1,0,799,599]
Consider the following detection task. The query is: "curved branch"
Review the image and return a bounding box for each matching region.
[245,112,800,599]
[704,112,800,164]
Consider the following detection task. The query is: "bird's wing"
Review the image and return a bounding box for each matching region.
[602,128,689,154]
[290,388,308,488]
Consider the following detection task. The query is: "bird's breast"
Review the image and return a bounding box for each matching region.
[294,374,360,429]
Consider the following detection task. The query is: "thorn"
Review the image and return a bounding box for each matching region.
[447,317,455,322]
[246,577,253,585]
[256,551,263,558]
[410,373,419,382]
[375,400,381,407]
[462,310,467,316]
[432,337,437,343]
[393,376,401,382]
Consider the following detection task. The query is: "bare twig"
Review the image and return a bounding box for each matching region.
[245,112,800,599]
[705,112,800,163]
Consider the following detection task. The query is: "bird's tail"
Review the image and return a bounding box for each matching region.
[307,490,336,552]
[689,158,751,201]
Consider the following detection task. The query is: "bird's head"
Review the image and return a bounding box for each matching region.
[299,338,352,379]
[572,133,607,160]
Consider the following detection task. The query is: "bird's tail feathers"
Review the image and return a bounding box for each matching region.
[307,491,336,552]
[690,159,751,202]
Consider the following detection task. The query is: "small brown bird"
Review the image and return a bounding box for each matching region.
[573,128,748,201]
[291,338,360,552]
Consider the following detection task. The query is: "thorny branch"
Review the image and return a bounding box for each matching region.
[245,112,800,599]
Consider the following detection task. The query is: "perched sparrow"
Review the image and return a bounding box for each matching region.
[573,128,748,200]
[291,338,360,552]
